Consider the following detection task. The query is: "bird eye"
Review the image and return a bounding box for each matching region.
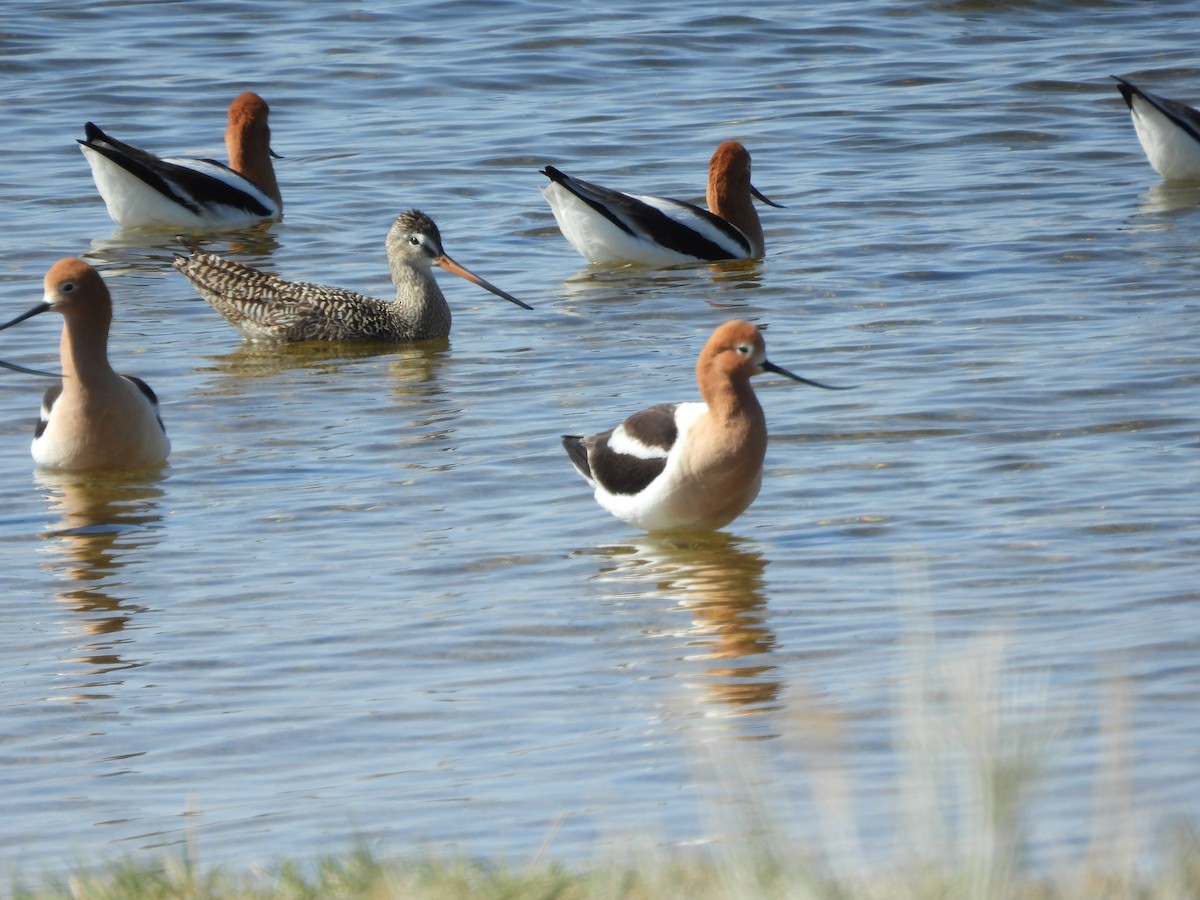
[736,343,751,355]
[408,235,421,246]
[62,282,75,293]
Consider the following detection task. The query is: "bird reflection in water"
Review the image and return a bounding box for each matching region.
[194,340,455,461]
[37,470,165,690]
[196,337,448,393]
[87,226,283,274]
[1137,180,1200,216]
[589,531,781,726]
[555,257,764,315]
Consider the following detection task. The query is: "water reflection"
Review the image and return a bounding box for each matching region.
[86,225,282,272]
[590,532,781,726]
[555,258,764,311]
[37,470,166,689]
[195,338,448,393]
[192,339,455,467]
[1135,180,1200,216]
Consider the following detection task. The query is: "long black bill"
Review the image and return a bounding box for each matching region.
[0,301,52,332]
[0,358,62,378]
[751,184,786,209]
[0,302,62,377]
[763,359,853,390]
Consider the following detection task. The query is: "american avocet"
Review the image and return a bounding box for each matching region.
[539,141,782,266]
[172,209,531,342]
[79,92,282,229]
[0,259,169,471]
[563,319,848,533]
[1113,76,1200,181]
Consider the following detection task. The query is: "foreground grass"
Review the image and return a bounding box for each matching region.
[12,835,1200,900]
[15,629,1195,899]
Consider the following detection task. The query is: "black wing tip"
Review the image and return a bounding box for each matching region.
[541,164,568,183]
[81,121,109,145]
[1111,75,1138,107]
[562,434,592,478]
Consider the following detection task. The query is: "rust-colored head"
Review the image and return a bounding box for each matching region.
[697,319,766,386]
[43,258,111,319]
[705,142,771,256]
[696,319,850,397]
[708,141,753,191]
[225,92,282,210]
[226,92,271,136]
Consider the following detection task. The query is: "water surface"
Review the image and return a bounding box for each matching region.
[1,0,1199,878]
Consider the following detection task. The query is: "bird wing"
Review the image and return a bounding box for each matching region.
[585,402,681,497]
[80,122,275,217]
[541,166,751,260]
[1113,78,1200,144]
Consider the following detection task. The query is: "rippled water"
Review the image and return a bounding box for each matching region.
[2,0,1200,879]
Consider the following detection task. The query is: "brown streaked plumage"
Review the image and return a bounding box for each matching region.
[172,209,531,343]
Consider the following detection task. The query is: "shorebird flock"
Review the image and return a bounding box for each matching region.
[0,77,1182,531]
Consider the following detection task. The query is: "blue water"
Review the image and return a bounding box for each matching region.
[2,0,1200,880]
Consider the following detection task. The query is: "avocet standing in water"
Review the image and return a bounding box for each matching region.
[0,259,169,471]
[562,320,849,532]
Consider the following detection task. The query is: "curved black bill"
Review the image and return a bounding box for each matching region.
[0,303,61,377]
[751,184,785,209]
[0,358,62,378]
[763,359,853,390]
[0,301,52,332]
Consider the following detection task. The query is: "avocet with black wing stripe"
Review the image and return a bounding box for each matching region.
[540,141,782,265]
[562,320,849,533]
[78,92,282,229]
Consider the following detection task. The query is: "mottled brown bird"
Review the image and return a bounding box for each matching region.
[172,210,530,342]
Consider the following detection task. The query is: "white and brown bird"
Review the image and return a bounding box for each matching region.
[172,210,530,342]
[0,259,169,471]
[78,91,283,228]
[540,141,782,265]
[563,319,848,532]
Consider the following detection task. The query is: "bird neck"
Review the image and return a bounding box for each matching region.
[707,177,763,256]
[59,315,114,384]
[701,370,762,427]
[228,131,282,210]
[693,374,768,482]
[389,259,452,339]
